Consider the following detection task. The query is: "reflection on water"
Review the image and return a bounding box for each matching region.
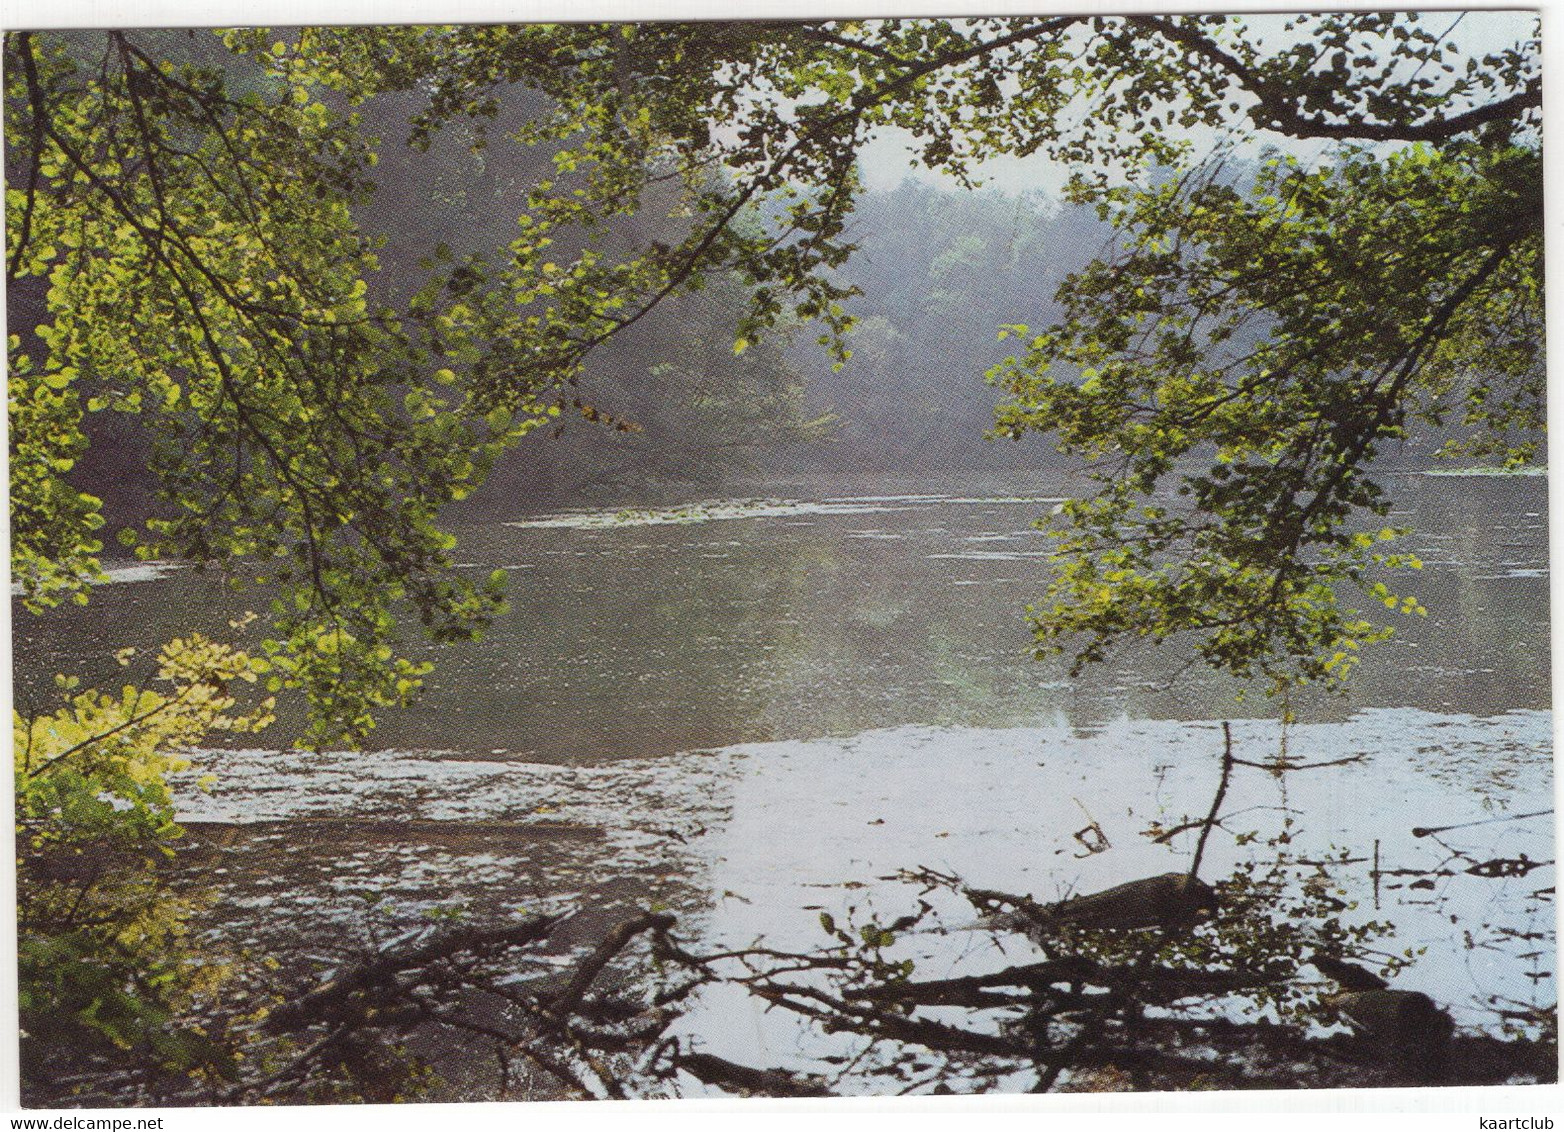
[167,709,1552,1044]
[694,711,1554,1033]
[15,472,1550,763]
[12,471,1555,1052]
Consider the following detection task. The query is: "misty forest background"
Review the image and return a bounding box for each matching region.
[23,58,1484,532]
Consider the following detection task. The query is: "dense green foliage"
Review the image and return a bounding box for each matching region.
[6,30,536,744]
[348,13,1541,688]
[14,632,271,1083]
[991,132,1541,689]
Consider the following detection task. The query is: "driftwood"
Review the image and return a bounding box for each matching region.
[1412,809,1552,838]
[40,882,1555,1106]
[1326,989,1455,1047]
[235,721,1549,1098]
[1312,947,1458,1082]
[1309,955,1388,991]
[239,910,682,1104]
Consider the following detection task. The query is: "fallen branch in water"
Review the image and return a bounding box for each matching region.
[1232,754,1367,771]
[263,913,566,1034]
[546,911,677,1017]
[1189,722,1234,881]
[672,1051,835,1097]
[108,811,1555,1107]
[232,908,682,1103]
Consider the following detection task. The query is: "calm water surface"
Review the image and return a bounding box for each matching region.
[11,470,1555,1063]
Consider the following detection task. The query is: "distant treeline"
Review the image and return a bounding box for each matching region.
[356,83,1115,507]
[468,178,1113,510]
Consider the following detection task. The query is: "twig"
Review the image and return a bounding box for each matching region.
[1372,840,1381,910]
[267,914,563,1032]
[1232,753,1366,771]
[1412,809,1552,838]
[1189,722,1234,882]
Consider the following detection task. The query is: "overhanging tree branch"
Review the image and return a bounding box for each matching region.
[1133,15,1540,143]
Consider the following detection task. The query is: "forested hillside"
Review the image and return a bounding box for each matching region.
[61,126,1505,522]
[66,151,1113,516]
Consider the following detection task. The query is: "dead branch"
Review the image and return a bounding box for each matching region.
[674,1050,836,1097]
[545,911,677,1017]
[1189,722,1234,880]
[1232,754,1367,771]
[267,913,564,1032]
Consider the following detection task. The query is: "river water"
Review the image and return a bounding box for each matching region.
[10,469,1556,1082]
